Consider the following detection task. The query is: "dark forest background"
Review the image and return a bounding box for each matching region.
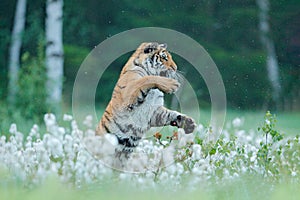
[0,0,299,117]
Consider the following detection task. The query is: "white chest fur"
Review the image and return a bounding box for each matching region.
[132,89,163,124]
[117,89,164,137]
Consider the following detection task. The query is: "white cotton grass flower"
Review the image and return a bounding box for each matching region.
[29,124,40,139]
[196,123,204,132]
[162,145,175,167]
[44,113,56,127]
[0,135,6,146]
[291,171,297,177]
[236,130,247,143]
[166,163,177,175]
[83,133,117,167]
[57,127,66,135]
[178,128,194,147]
[1,112,300,191]
[126,153,148,173]
[119,173,128,180]
[250,154,257,162]
[176,163,184,175]
[71,120,78,130]
[83,115,93,128]
[161,140,169,146]
[85,129,95,137]
[104,134,118,146]
[192,144,202,160]
[232,117,243,128]
[63,114,73,121]
[44,113,60,135]
[9,123,18,134]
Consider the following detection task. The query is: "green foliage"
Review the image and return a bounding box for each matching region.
[1,0,299,110]
[257,111,284,176]
[22,10,44,56]
[0,28,10,99]
[63,45,90,105]
[16,38,48,122]
[0,100,42,137]
[63,0,300,110]
[261,111,284,142]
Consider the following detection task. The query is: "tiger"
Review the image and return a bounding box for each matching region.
[95,42,196,160]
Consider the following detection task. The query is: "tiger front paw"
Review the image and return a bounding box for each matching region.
[170,115,196,134]
[158,78,180,94]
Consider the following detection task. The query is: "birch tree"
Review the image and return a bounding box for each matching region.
[256,0,281,107]
[8,0,27,105]
[45,0,64,111]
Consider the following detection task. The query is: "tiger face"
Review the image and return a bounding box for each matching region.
[133,42,178,79]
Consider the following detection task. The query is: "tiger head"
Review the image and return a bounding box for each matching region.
[131,42,179,79]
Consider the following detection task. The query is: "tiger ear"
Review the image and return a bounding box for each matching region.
[159,43,167,49]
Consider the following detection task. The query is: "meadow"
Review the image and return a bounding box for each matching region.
[1,1,299,199]
[0,110,299,200]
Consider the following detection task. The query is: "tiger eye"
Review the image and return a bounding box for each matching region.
[144,47,154,54]
[161,54,168,61]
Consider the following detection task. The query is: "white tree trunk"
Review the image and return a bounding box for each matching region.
[8,0,27,105]
[45,0,64,110]
[256,0,281,106]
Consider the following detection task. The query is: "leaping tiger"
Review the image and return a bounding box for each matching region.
[96,42,196,159]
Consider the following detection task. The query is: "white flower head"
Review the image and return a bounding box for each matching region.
[162,145,175,167]
[83,115,93,128]
[178,128,194,147]
[29,124,40,138]
[9,123,17,134]
[104,134,118,146]
[192,144,202,160]
[232,117,243,128]
[63,114,73,121]
[44,113,56,127]
[196,124,204,132]
[291,171,297,177]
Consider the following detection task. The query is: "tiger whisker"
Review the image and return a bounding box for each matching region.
[174,71,185,84]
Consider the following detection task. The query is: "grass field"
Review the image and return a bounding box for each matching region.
[2,106,299,136]
[0,173,299,200]
[0,109,299,200]
[170,109,300,136]
[197,109,300,135]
